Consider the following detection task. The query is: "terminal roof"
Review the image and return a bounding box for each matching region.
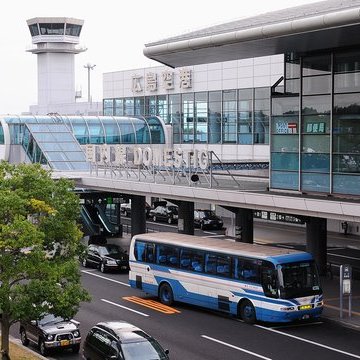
[143,0,360,67]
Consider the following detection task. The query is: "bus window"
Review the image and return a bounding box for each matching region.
[134,241,146,261]
[180,248,204,272]
[205,253,231,277]
[234,258,260,283]
[157,244,179,268]
[261,261,278,298]
[145,243,155,263]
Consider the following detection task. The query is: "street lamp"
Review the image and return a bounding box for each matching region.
[84,63,96,103]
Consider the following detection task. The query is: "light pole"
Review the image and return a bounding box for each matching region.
[84,63,96,103]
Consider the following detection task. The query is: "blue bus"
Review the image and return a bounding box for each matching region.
[129,232,323,323]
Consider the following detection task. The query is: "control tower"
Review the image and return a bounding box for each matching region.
[26,17,86,108]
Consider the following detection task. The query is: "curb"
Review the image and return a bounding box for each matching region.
[9,336,48,360]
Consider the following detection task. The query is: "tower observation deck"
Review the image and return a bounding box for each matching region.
[26,17,87,108]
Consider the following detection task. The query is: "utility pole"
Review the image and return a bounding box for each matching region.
[84,63,96,103]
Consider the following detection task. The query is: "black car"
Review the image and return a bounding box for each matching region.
[81,243,129,273]
[194,209,223,230]
[19,313,81,356]
[149,205,178,224]
[120,202,151,218]
[82,321,169,360]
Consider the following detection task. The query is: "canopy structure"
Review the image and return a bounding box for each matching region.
[143,0,360,67]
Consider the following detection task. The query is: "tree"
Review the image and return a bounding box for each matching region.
[0,162,91,359]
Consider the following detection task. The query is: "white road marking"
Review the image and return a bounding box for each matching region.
[101,299,149,317]
[255,324,360,359]
[81,270,130,286]
[201,335,272,360]
[327,253,360,261]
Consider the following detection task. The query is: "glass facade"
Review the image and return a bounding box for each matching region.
[103,88,270,145]
[271,50,360,196]
[2,115,166,171]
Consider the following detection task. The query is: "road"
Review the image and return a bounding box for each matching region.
[11,221,360,360]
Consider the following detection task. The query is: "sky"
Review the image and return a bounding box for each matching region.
[0,0,323,115]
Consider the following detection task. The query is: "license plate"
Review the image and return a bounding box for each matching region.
[121,266,127,270]
[60,340,70,346]
[299,304,312,310]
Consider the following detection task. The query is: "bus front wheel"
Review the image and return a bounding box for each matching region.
[239,300,256,324]
[159,283,174,306]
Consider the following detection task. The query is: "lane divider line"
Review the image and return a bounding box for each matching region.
[255,324,360,359]
[123,296,180,314]
[201,335,272,360]
[82,270,130,287]
[101,299,149,317]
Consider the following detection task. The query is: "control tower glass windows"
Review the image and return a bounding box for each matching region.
[29,24,39,36]
[65,23,82,36]
[39,23,65,35]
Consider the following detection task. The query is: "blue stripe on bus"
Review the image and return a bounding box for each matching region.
[129,278,323,322]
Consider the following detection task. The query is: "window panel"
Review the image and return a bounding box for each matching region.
[302,55,331,76]
[302,75,331,95]
[271,171,298,190]
[301,154,330,172]
[271,135,298,152]
[301,173,330,192]
[271,153,299,171]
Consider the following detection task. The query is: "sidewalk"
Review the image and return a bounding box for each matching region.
[321,275,360,330]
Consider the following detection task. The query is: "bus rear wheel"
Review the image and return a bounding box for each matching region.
[159,283,174,306]
[239,300,256,324]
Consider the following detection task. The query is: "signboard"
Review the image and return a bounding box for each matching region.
[253,210,305,224]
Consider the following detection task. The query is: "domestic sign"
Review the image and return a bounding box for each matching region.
[85,144,209,170]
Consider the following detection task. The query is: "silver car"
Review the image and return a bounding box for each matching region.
[20,313,81,356]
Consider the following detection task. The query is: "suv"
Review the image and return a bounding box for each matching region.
[19,313,81,356]
[149,205,178,224]
[82,321,170,359]
[81,243,129,273]
[194,209,223,230]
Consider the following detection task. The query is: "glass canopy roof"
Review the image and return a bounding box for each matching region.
[1,114,166,171]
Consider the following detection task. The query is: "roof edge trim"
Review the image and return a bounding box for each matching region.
[144,7,360,58]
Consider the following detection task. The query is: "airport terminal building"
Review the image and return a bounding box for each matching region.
[103,0,360,200]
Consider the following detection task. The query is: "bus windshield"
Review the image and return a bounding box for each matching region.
[278,261,321,299]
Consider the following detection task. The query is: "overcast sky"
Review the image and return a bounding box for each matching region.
[0,0,322,114]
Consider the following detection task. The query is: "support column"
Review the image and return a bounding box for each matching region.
[306,217,327,276]
[177,201,194,235]
[235,208,254,243]
[131,195,146,237]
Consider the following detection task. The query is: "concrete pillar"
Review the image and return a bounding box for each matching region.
[306,217,327,276]
[177,201,194,235]
[131,195,146,237]
[235,208,254,243]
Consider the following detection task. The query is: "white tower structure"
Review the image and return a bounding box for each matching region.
[26,17,86,109]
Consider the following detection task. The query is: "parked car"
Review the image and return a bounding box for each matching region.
[149,205,178,224]
[81,243,129,273]
[194,209,223,230]
[120,202,151,217]
[82,321,169,360]
[19,313,81,356]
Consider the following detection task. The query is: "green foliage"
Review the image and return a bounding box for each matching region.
[0,162,90,339]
